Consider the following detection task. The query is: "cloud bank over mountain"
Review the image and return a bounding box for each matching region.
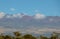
[0,12,46,19]
[0,12,60,34]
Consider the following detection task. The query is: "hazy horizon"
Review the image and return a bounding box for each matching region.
[0,0,60,35]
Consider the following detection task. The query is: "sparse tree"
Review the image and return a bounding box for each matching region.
[40,35,48,39]
[0,33,5,39]
[13,31,22,39]
[4,35,12,39]
[50,32,57,39]
[23,34,36,39]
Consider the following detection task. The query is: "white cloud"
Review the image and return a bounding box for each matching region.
[12,13,25,18]
[34,13,46,19]
[0,12,6,18]
[10,8,16,11]
[6,12,46,19]
[6,13,25,18]
[6,15,12,18]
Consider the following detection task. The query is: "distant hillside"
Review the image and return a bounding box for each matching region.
[0,13,60,34]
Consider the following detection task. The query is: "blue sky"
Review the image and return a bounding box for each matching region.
[0,0,60,16]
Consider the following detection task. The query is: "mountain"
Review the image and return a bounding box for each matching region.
[0,13,60,34]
